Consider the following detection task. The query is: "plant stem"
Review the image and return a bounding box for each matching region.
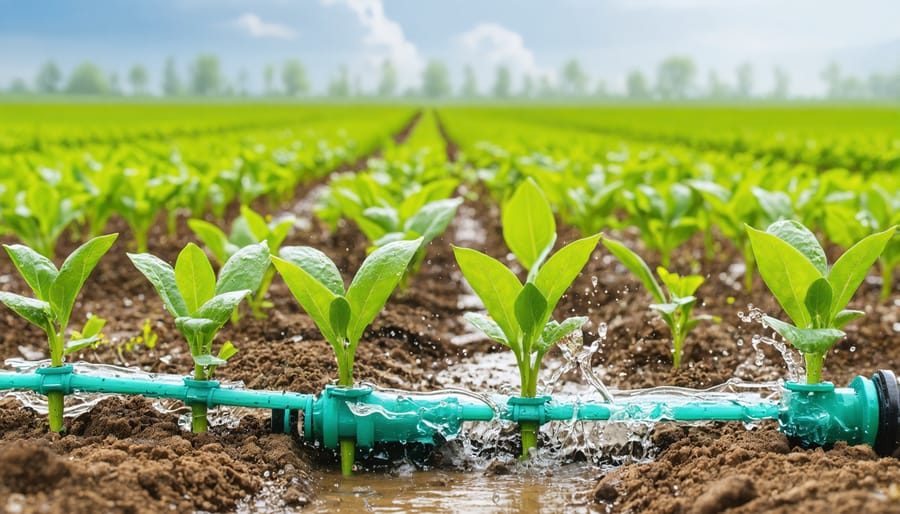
[47,391,65,433]
[804,352,824,384]
[520,421,539,459]
[743,245,755,292]
[672,335,683,369]
[339,438,356,476]
[191,403,209,433]
[250,267,276,318]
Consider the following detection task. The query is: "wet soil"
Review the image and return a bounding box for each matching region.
[0,113,898,513]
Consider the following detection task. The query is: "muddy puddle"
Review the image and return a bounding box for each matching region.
[305,464,603,513]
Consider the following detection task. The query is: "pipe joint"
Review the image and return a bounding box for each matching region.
[35,365,75,395]
[182,378,221,408]
[506,396,552,425]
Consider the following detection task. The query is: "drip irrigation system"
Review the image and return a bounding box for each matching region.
[1,365,899,475]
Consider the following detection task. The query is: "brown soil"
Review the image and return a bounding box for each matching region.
[0,112,898,513]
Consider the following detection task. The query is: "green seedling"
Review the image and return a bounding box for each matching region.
[747,220,895,384]
[2,181,85,258]
[115,318,159,365]
[128,241,270,432]
[366,197,463,290]
[453,178,599,459]
[622,183,701,267]
[602,237,716,369]
[189,205,294,318]
[0,233,118,431]
[272,237,421,475]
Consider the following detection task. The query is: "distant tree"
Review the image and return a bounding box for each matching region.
[707,71,730,99]
[377,60,397,97]
[128,64,149,95]
[626,70,651,99]
[821,61,842,98]
[460,65,478,97]
[9,78,28,94]
[656,56,696,100]
[328,66,350,97]
[237,69,249,96]
[264,64,276,95]
[493,65,512,98]
[190,54,221,96]
[736,61,753,98]
[282,59,310,96]
[353,75,363,96]
[560,58,589,96]
[520,74,534,98]
[65,62,109,95]
[108,73,122,96]
[35,61,63,93]
[771,66,790,99]
[162,57,182,96]
[537,74,555,97]
[594,79,609,98]
[422,60,451,99]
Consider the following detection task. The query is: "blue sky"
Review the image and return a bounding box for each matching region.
[1,0,898,95]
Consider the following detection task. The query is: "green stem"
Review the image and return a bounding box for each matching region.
[804,352,825,384]
[47,390,65,433]
[337,346,354,387]
[672,334,683,369]
[339,438,356,476]
[250,268,276,318]
[743,245,755,292]
[191,402,208,433]
[520,421,539,460]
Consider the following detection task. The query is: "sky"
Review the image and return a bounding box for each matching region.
[1,0,898,96]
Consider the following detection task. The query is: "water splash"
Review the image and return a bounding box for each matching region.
[540,323,613,401]
[737,305,805,382]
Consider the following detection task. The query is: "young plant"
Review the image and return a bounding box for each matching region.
[128,241,270,432]
[601,237,716,369]
[272,238,421,475]
[453,178,599,458]
[622,183,701,267]
[747,220,895,384]
[189,205,294,318]
[0,233,118,431]
[366,197,463,290]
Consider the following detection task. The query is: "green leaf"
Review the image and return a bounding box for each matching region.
[175,243,216,316]
[404,197,463,243]
[833,309,865,329]
[77,315,106,339]
[0,292,52,329]
[49,233,118,329]
[827,226,895,319]
[198,290,251,326]
[193,354,227,367]
[240,205,269,241]
[453,246,523,345]
[188,219,232,265]
[601,237,665,303]
[271,256,339,344]
[534,234,600,315]
[329,297,351,340]
[363,206,400,233]
[656,267,704,298]
[502,178,556,271]
[279,246,345,296]
[3,244,58,301]
[127,252,188,317]
[763,316,845,355]
[346,238,421,344]
[268,218,294,250]
[540,316,587,349]
[462,312,508,345]
[215,241,270,295]
[804,278,832,329]
[746,224,822,328]
[217,341,239,361]
[64,335,101,355]
[767,220,828,275]
[515,283,548,344]
[175,317,219,355]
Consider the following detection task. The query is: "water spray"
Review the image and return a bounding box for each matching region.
[1,363,898,471]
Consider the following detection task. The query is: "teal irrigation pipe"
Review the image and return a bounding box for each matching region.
[1,367,898,458]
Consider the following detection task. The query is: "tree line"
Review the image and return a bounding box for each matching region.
[6,54,899,100]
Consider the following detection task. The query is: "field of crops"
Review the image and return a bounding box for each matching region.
[0,103,897,513]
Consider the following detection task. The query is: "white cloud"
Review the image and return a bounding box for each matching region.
[322,0,424,90]
[457,23,552,89]
[232,12,297,40]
